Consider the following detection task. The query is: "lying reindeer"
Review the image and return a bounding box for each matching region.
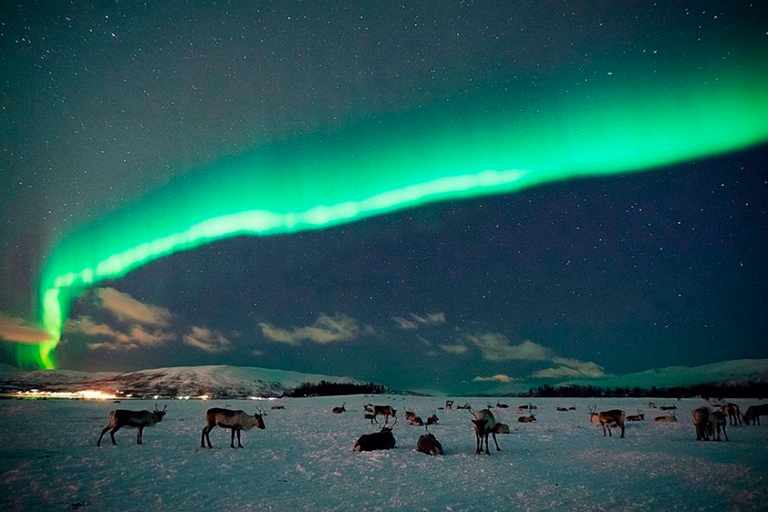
[97,405,167,446]
[354,417,397,452]
[493,423,510,434]
[654,411,677,423]
[201,407,265,449]
[518,414,536,423]
[331,402,346,414]
[626,409,645,422]
[416,428,443,456]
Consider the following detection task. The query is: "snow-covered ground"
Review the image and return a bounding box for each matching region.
[1,396,766,511]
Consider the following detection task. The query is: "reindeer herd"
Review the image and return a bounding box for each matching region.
[94,398,768,452]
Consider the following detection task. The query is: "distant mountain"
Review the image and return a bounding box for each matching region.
[0,364,367,398]
[560,359,768,390]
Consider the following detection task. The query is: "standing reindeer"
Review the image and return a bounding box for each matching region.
[693,407,710,441]
[201,407,265,448]
[370,405,397,424]
[743,404,768,425]
[470,408,501,454]
[721,403,741,425]
[588,404,625,438]
[708,410,729,441]
[97,405,167,446]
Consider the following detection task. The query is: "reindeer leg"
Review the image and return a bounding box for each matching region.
[484,433,490,455]
[110,426,120,445]
[620,424,625,438]
[237,428,243,448]
[137,426,143,445]
[230,428,236,448]
[475,433,481,454]
[492,432,501,451]
[97,427,110,446]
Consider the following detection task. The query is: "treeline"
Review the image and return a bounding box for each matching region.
[522,381,768,399]
[288,380,388,398]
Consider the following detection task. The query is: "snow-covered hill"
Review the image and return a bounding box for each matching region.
[0,364,365,398]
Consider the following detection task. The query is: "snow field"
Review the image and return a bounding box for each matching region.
[1,396,766,511]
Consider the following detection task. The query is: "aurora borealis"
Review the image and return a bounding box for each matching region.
[1,1,767,392]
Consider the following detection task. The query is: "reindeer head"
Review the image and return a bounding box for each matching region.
[153,404,168,422]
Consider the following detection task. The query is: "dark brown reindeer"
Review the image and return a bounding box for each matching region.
[354,417,397,452]
[97,405,167,446]
[743,404,768,425]
[416,426,444,456]
[331,402,346,414]
[201,407,265,448]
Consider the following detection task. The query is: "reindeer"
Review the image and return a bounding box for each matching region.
[426,411,439,426]
[660,405,677,411]
[416,427,443,456]
[407,412,424,426]
[493,423,510,434]
[370,405,397,424]
[354,417,397,452]
[648,401,657,408]
[588,404,625,438]
[627,409,645,422]
[456,403,472,410]
[708,410,729,441]
[556,407,569,412]
[721,403,741,426]
[201,407,265,448]
[445,400,454,410]
[496,402,509,409]
[470,408,501,454]
[331,402,346,414]
[270,405,285,410]
[97,405,167,446]
[693,407,710,441]
[518,414,536,423]
[743,404,768,425]
[654,411,677,423]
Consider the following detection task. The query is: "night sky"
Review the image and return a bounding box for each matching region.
[1,1,767,394]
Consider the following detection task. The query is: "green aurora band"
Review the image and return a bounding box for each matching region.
[13,63,768,369]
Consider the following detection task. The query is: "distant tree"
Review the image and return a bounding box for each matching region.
[288,381,387,398]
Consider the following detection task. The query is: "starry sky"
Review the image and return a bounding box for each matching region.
[1,1,767,394]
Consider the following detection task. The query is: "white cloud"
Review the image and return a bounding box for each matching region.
[438,343,468,355]
[183,326,231,353]
[0,312,51,344]
[473,374,516,383]
[466,334,552,362]
[96,287,172,327]
[393,312,446,329]
[259,314,373,346]
[533,357,606,379]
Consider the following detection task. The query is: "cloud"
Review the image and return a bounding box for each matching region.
[533,357,606,379]
[438,343,468,355]
[66,315,175,351]
[466,334,552,362]
[472,374,517,383]
[392,312,446,329]
[259,314,373,346]
[183,326,232,353]
[96,287,172,327]
[0,312,52,344]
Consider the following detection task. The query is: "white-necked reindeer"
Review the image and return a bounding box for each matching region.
[588,404,625,438]
[97,405,167,446]
[470,408,501,454]
[201,407,266,448]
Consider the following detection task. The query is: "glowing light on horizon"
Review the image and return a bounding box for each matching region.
[7,59,768,369]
